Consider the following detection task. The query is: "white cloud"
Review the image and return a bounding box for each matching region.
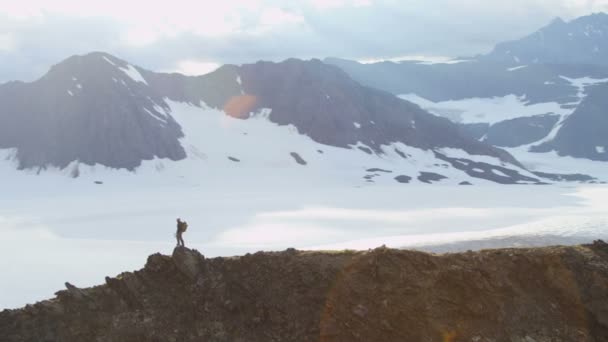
[253,7,306,34]
[308,0,373,10]
[1,0,608,82]
[170,59,221,76]
[0,33,16,52]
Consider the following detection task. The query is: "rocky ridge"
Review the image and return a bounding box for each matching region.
[1,242,608,341]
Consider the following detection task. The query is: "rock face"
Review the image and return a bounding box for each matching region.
[0,52,187,170]
[532,83,608,161]
[325,57,604,105]
[2,242,608,341]
[236,59,517,164]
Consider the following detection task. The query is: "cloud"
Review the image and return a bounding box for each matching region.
[0,1,607,82]
[0,33,15,52]
[169,59,221,76]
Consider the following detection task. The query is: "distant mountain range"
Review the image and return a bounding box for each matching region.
[482,13,608,66]
[0,53,542,185]
[1,13,607,184]
[326,13,608,166]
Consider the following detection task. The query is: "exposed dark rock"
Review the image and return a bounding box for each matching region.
[289,152,307,165]
[417,172,448,184]
[357,146,373,154]
[532,171,596,182]
[393,148,408,159]
[394,175,412,183]
[0,52,186,170]
[459,181,473,185]
[228,157,240,162]
[2,245,608,341]
[435,152,540,184]
[365,168,392,173]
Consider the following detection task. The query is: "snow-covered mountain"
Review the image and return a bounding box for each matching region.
[0,52,544,185]
[483,13,608,66]
[325,13,608,180]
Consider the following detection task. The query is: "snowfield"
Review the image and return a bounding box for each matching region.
[0,98,607,309]
[399,93,568,125]
[399,76,608,127]
[0,178,606,310]
[0,99,533,187]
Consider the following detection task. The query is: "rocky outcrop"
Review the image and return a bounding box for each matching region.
[2,242,608,341]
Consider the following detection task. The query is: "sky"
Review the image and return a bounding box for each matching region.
[0,0,607,82]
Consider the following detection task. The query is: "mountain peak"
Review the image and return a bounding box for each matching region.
[483,12,608,66]
[49,51,125,72]
[549,16,566,26]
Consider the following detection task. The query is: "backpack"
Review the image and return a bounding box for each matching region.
[179,221,188,233]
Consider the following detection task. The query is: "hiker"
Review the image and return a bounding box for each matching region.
[176,218,188,247]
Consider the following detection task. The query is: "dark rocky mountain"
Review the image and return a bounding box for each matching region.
[483,13,608,66]
[325,57,606,105]
[2,243,608,341]
[0,53,187,170]
[0,52,537,183]
[235,59,517,162]
[459,114,560,148]
[532,82,608,161]
[326,13,608,105]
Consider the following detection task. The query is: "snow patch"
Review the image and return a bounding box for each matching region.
[534,76,608,145]
[597,146,606,154]
[143,108,168,124]
[399,93,566,125]
[67,90,74,96]
[353,122,361,129]
[119,64,148,85]
[507,65,528,72]
[102,56,116,66]
[506,146,608,181]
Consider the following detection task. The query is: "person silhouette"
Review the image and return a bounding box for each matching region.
[176,218,188,247]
